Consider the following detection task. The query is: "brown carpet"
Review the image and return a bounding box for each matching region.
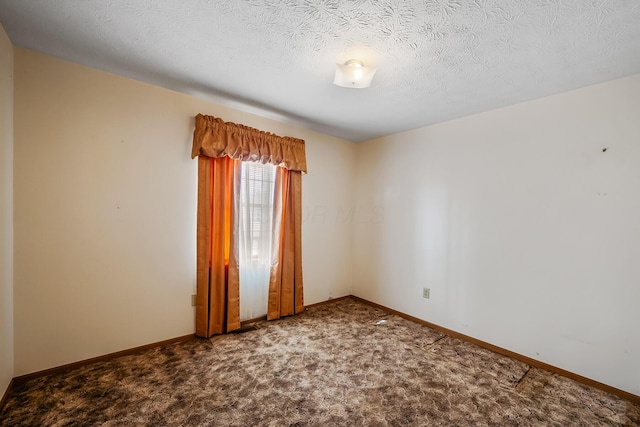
[1,297,638,426]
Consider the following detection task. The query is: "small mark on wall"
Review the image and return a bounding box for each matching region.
[602,147,608,152]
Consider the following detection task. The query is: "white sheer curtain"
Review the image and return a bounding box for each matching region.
[238,161,277,321]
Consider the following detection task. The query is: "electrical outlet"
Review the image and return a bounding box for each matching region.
[191,294,197,306]
[422,288,430,299]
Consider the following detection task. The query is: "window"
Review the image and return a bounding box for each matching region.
[240,162,276,261]
[238,161,277,321]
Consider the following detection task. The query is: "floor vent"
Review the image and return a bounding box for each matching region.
[231,325,258,334]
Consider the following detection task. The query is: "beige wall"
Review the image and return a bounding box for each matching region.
[0,24,14,398]
[354,74,640,395]
[13,48,355,375]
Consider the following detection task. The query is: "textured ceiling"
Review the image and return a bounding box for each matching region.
[1,0,640,141]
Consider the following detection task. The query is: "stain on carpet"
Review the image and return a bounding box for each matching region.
[1,298,637,426]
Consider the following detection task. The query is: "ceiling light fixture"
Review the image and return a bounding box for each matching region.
[333,59,376,89]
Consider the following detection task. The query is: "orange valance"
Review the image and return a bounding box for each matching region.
[191,114,307,173]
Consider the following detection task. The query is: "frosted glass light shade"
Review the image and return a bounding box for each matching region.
[333,60,376,89]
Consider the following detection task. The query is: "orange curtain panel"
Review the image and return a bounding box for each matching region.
[192,114,306,338]
[195,156,241,337]
[268,168,304,320]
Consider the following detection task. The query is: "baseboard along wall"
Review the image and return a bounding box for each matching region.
[1,295,638,413]
[0,378,14,414]
[10,334,196,387]
[349,295,640,405]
